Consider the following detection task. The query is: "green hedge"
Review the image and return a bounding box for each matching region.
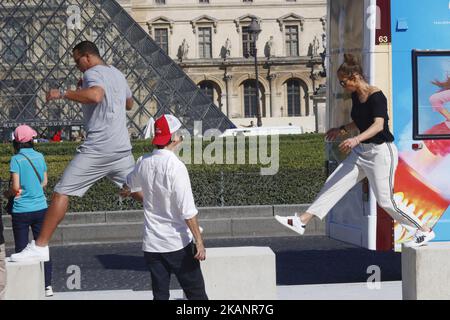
[0,134,326,211]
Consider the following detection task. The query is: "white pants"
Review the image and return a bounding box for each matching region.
[307,142,423,230]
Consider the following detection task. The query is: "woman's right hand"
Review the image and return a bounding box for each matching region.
[325,128,341,141]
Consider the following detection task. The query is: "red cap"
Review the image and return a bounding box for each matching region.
[152,115,171,146]
[14,125,37,143]
[152,114,182,146]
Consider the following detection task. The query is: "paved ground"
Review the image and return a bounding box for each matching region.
[6,236,401,293]
[52,282,402,300]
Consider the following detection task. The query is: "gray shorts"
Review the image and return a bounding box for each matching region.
[54,151,135,197]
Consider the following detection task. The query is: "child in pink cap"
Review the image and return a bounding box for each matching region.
[14,125,37,143]
[4,125,53,296]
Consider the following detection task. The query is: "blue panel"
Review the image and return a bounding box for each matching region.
[391,0,450,137]
[391,0,450,52]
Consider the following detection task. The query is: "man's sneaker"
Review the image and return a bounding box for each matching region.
[10,240,49,262]
[275,214,306,235]
[45,286,54,297]
[403,230,435,248]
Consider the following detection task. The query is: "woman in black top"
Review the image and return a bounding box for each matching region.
[275,54,434,247]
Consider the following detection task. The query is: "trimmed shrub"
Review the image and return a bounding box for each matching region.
[0,134,326,212]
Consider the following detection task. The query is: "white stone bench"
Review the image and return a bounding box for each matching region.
[200,246,276,300]
[5,259,45,300]
[402,242,450,300]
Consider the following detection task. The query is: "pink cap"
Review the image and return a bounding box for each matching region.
[14,125,37,143]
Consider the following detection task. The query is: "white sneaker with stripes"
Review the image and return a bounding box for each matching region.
[403,230,435,248]
[274,214,306,235]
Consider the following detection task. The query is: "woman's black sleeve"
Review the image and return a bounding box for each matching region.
[371,92,388,118]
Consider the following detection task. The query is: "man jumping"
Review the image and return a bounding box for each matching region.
[10,41,136,262]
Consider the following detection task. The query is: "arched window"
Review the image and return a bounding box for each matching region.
[242,79,266,118]
[198,80,223,111]
[244,81,257,117]
[4,19,28,64]
[286,79,309,116]
[243,80,265,118]
[199,81,214,102]
[287,79,301,116]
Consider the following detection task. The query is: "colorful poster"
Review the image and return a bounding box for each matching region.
[391,0,450,249]
[395,52,450,247]
[414,53,450,140]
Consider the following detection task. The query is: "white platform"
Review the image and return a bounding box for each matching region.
[200,246,277,300]
[402,242,450,300]
[5,259,45,300]
[277,282,402,300]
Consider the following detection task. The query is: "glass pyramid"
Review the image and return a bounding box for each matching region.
[0,0,235,139]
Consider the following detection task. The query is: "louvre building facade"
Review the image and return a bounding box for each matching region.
[121,0,327,130]
[0,0,326,141]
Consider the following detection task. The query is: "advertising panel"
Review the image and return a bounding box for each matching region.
[391,0,450,249]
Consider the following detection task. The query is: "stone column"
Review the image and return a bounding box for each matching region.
[224,73,232,118]
[267,73,277,118]
[312,85,327,133]
[220,93,227,114]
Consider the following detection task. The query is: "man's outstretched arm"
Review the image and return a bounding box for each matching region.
[46,87,105,105]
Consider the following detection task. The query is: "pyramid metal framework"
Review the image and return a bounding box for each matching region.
[0,0,235,138]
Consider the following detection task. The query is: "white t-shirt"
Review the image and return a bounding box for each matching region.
[126,149,198,253]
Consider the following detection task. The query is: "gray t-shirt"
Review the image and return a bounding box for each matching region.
[80,64,132,154]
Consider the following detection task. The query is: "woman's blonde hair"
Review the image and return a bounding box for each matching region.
[337,53,364,79]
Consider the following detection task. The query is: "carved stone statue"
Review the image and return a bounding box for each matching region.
[177,39,189,62]
[312,36,320,56]
[220,38,232,60]
[264,36,275,59]
[321,33,327,52]
[320,33,327,77]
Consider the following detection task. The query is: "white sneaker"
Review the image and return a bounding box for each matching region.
[10,240,49,262]
[45,286,54,297]
[403,230,435,248]
[275,214,306,235]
